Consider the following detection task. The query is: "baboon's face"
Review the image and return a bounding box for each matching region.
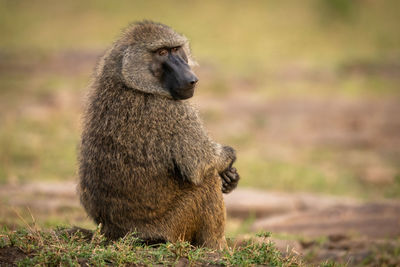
[151,46,198,100]
[120,23,198,99]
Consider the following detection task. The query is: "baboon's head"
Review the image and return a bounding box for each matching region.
[117,21,198,100]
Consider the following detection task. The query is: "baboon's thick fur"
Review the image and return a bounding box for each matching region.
[78,21,235,249]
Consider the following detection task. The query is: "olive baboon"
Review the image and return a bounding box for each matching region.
[78,21,240,249]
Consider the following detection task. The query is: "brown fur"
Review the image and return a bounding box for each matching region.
[78,21,236,249]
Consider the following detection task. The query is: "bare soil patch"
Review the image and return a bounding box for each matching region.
[0,246,30,267]
[226,189,400,265]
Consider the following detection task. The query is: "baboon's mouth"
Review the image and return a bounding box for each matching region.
[184,84,196,91]
[171,86,195,100]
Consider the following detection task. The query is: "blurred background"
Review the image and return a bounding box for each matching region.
[0,0,399,263]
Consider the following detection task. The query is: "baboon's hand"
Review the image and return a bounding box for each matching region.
[220,167,240,194]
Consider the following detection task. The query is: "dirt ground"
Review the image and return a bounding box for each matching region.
[0,246,30,266]
[226,189,400,265]
[1,182,399,265]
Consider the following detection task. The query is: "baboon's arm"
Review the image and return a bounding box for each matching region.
[213,144,237,173]
[171,140,236,185]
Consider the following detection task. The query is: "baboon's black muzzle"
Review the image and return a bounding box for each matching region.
[163,54,198,100]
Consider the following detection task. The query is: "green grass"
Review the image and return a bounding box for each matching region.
[0,113,79,183]
[2,226,398,266]
[0,227,302,266]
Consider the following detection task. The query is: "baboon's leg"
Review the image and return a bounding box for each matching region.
[194,205,227,249]
[135,175,227,249]
[102,221,127,240]
[191,176,227,250]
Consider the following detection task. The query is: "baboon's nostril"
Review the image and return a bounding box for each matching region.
[190,77,198,85]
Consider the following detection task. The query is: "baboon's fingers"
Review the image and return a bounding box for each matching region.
[225,169,239,182]
[222,185,232,193]
[221,178,231,193]
[222,183,235,194]
[225,174,235,184]
[231,172,240,182]
[221,167,240,194]
[221,183,228,193]
[221,172,232,183]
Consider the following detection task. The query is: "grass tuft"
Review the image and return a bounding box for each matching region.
[0,226,303,266]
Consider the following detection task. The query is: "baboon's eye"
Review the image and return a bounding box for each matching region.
[158,49,168,56]
[171,47,179,53]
